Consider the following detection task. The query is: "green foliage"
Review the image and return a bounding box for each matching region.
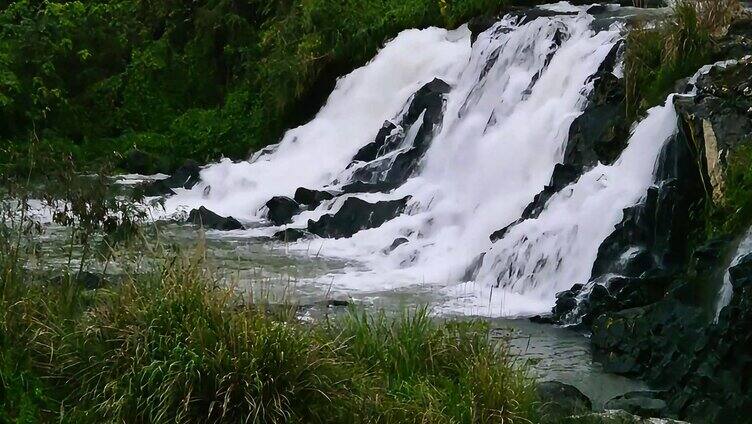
[0,0,509,174]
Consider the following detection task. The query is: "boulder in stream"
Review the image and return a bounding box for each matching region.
[266,196,301,225]
[188,206,244,231]
[294,187,335,209]
[307,196,410,239]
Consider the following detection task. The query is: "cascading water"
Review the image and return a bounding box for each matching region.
[163,4,682,317]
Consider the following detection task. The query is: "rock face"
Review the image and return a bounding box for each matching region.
[347,78,450,193]
[265,196,301,225]
[564,41,629,169]
[307,197,409,239]
[188,206,244,231]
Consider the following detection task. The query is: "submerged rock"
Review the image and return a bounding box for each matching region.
[307,196,410,239]
[51,271,108,290]
[265,196,301,225]
[188,206,244,231]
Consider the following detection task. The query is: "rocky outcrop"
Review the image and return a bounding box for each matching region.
[544,38,752,424]
[674,57,752,203]
[307,197,409,239]
[188,206,244,231]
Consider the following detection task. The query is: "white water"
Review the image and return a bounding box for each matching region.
[164,7,683,316]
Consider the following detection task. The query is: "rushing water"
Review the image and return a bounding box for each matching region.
[147,4,685,317]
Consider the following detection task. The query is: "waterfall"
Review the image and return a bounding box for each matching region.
[164,5,683,316]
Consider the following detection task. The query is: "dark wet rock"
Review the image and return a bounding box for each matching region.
[294,187,335,208]
[564,41,629,169]
[468,16,498,44]
[529,314,555,324]
[489,224,513,242]
[605,391,668,418]
[188,206,244,231]
[718,17,752,59]
[537,381,592,422]
[505,7,577,25]
[307,196,409,239]
[591,301,704,377]
[273,228,308,242]
[265,196,301,225]
[383,237,409,253]
[347,79,450,192]
[142,160,202,196]
[691,236,734,270]
[521,163,581,220]
[341,180,401,194]
[351,121,401,163]
[591,126,705,279]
